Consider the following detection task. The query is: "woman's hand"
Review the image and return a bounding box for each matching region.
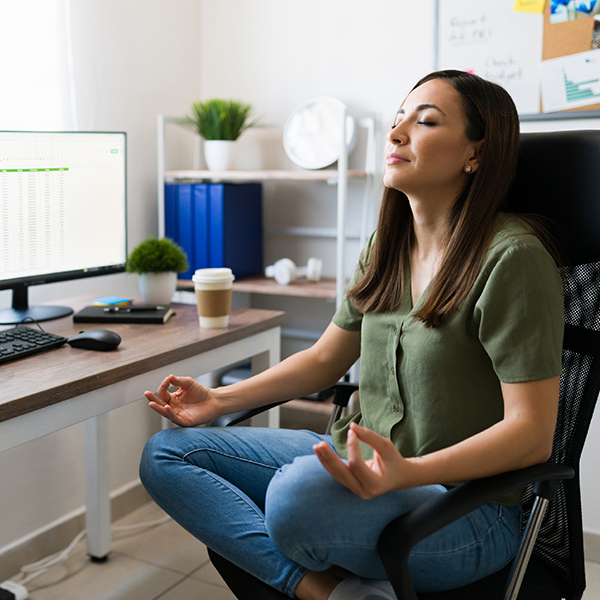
[313,422,415,499]
[144,375,224,427]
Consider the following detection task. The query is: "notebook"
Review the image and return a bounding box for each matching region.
[73,305,175,324]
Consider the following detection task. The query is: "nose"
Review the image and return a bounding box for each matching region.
[388,122,407,146]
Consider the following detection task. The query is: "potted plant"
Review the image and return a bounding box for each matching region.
[179,98,258,171]
[126,237,189,305]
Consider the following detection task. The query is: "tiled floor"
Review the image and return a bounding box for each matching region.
[10,500,600,599]
[18,502,236,600]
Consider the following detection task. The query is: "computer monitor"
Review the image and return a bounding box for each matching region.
[0,131,127,325]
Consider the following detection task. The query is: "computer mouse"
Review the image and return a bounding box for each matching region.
[67,329,122,351]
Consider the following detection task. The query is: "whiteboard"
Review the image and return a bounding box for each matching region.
[434,0,544,115]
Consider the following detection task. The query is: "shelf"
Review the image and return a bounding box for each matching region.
[177,275,340,300]
[159,113,378,309]
[164,169,367,183]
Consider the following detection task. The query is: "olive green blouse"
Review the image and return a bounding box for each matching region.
[331,215,564,505]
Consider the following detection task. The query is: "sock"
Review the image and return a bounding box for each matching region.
[328,575,396,600]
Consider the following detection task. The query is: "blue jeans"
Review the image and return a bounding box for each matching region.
[139,426,522,598]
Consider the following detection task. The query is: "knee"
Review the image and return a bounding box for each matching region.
[139,429,179,493]
[265,455,332,557]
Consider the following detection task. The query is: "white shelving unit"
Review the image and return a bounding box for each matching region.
[157,111,379,308]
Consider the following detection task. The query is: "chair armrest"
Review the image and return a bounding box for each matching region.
[211,400,290,427]
[377,462,574,600]
[213,382,359,428]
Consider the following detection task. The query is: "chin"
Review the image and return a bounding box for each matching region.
[383,173,403,192]
[383,171,396,189]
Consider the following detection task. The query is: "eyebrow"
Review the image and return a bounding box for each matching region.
[397,103,447,117]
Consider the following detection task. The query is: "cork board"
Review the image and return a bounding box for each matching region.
[435,0,600,118]
[541,1,600,113]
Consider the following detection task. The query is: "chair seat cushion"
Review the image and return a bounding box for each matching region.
[417,556,562,600]
[208,548,288,600]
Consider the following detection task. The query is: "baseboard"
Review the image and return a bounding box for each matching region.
[585,532,600,563]
[0,481,151,582]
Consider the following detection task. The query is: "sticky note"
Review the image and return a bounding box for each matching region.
[93,295,133,306]
[513,0,546,13]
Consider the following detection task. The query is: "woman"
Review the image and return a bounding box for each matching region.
[140,70,564,600]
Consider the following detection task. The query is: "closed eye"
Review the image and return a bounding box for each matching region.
[417,121,436,126]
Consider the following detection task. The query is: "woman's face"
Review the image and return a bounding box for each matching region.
[383,78,482,201]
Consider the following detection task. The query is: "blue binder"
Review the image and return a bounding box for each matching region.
[164,183,209,279]
[208,183,263,279]
[164,182,263,280]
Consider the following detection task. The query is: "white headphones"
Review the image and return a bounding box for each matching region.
[265,257,323,286]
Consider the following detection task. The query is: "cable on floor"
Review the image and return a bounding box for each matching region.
[11,514,171,586]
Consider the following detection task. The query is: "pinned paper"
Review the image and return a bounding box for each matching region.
[513,0,546,13]
[541,49,600,112]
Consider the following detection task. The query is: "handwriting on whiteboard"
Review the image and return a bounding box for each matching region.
[437,0,544,113]
[446,12,493,45]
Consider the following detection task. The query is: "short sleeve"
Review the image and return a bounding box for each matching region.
[332,263,364,332]
[332,234,376,332]
[474,240,564,383]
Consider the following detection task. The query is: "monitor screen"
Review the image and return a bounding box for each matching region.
[0,131,127,324]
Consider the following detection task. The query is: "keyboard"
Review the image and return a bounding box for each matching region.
[0,326,68,365]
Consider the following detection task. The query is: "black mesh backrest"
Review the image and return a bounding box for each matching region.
[507,131,600,600]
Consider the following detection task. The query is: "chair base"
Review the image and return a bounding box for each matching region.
[208,548,564,600]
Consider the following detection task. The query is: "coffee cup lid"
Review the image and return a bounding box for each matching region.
[192,267,235,283]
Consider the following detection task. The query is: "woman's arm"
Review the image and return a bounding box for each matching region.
[145,322,361,426]
[313,375,559,499]
[214,321,361,410]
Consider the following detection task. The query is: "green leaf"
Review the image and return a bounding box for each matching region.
[126,238,189,274]
[178,99,258,140]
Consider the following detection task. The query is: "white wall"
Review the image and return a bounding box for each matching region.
[0,0,201,557]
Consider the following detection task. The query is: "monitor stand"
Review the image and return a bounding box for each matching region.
[0,286,73,325]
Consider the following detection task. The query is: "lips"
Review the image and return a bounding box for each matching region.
[386,153,410,165]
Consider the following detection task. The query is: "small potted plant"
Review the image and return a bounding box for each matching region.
[179,98,258,171]
[126,237,189,305]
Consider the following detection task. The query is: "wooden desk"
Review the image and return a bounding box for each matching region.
[0,298,285,560]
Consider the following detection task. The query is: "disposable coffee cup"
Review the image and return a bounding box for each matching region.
[192,268,235,329]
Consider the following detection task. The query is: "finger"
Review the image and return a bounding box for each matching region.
[346,428,376,487]
[148,401,169,418]
[169,375,195,389]
[156,377,175,400]
[145,391,166,406]
[350,423,399,460]
[313,442,363,494]
[148,401,190,427]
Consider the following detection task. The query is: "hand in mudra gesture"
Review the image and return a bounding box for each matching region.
[313,422,415,499]
[144,375,224,427]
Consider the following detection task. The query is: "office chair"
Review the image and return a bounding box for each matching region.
[208,130,600,600]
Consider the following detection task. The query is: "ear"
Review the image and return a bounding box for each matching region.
[466,139,484,174]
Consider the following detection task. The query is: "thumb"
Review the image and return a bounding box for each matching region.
[168,374,193,388]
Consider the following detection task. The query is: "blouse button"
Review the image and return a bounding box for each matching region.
[393,404,400,412]
[391,366,395,375]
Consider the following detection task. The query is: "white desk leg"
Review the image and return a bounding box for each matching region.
[251,330,281,428]
[83,414,112,561]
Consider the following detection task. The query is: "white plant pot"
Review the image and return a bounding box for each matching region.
[138,272,177,305]
[204,140,235,171]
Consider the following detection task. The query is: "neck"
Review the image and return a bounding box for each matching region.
[408,195,451,262]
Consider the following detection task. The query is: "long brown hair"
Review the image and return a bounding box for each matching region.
[349,70,521,327]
